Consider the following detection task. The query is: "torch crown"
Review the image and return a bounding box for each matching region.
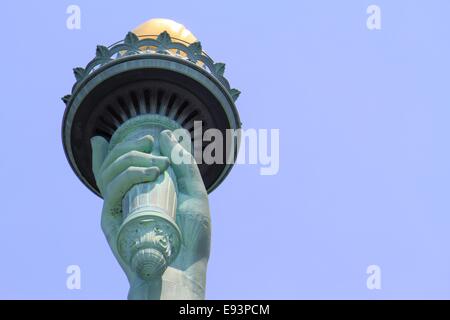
[62,19,241,197]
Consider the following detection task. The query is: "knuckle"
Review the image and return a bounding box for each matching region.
[146,167,157,176]
[120,150,140,165]
[161,157,170,166]
[127,150,140,159]
[123,167,136,179]
[139,136,154,148]
[142,135,154,142]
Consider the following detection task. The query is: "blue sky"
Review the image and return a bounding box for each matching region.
[1,0,450,299]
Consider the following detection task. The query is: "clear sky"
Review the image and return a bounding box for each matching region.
[1,0,450,299]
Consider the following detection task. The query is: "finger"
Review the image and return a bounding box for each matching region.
[100,135,154,174]
[106,166,161,201]
[101,151,169,189]
[90,136,109,181]
[160,130,207,197]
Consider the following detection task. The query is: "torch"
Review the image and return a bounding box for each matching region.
[61,19,241,280]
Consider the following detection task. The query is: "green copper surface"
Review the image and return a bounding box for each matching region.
[91,117,211,299]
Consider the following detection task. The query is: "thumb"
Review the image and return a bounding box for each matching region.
[90,136,109,180]
[160,130,206,197]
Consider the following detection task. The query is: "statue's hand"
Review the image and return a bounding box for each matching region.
[90,131,211,299]
[90,135,170,281]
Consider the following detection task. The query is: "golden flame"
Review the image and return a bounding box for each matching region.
[132,18,198,45]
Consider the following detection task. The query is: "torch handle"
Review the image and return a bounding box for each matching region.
[122,167,178,222]
[116,166,182,280]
